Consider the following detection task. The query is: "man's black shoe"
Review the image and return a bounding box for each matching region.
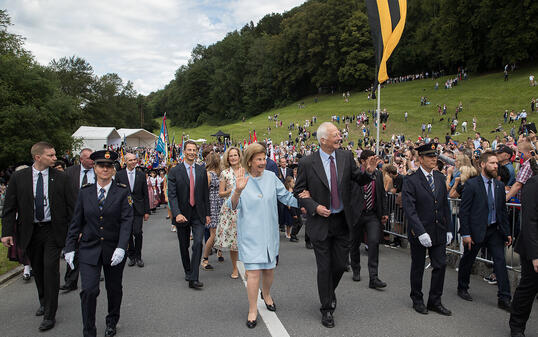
[369,277,387,289]
[457,289,473,301]
[104,325,117,337]
[352,272,361,282]
[188,280,204,289]
[35,306,44,316]
[305,242,313,249]
[290,235,299,242]
[127,258,136,267]
[38,319,55,331]
[321,312,335,328]
[61,285,77,293]
[427,303,452,316]
[498,298,511,312]
[413,303,428,314]
[136,258,144,268]
[511,332,525,337]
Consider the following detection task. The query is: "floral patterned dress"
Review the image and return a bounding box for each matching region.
[208,171,223,228]
[215,167,238,251]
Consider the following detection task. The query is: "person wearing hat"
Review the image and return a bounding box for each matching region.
[402,142,453,316]
[64,150,134,337]
[496,146,515,186]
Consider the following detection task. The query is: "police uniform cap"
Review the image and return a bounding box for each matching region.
[90,150,118,164]
[415,143,438,157]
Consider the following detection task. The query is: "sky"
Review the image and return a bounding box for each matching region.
[2,0,305,95]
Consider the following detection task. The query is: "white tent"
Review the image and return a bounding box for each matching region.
[117,128,157,148]
[72,126,122,151]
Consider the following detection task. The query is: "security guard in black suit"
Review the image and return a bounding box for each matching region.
[402,143,453,316]
[65,150,133,337]
[510,175,538,337]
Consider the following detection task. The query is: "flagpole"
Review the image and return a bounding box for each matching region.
[376,83,380,155]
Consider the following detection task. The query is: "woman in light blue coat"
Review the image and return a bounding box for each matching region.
[229,143,302,328]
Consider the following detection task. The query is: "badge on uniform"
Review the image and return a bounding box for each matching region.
[127,195,133,207]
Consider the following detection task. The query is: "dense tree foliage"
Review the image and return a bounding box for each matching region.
[148,0,538,128]
[0,10,157,168]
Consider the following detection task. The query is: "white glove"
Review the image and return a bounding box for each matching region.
[418,233,432,247]
[110,248,125,266]
[446,232,453,246]
[64,251,75,270]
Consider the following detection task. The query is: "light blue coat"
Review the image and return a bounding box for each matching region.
[227,170,297,264]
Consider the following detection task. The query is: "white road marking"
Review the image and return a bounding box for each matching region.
[237,261,291,337]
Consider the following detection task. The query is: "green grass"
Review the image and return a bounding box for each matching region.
[0,221,19,276]
[164,65,538,145]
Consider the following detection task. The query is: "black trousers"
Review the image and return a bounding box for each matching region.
[176,211,204,281]
[291,215,310,243]
[127,216,144,259]
[457,226,511,299]
[79,256,126,337]
[410,242,446,306]
[311,212,350,314]
[26,224,61,321]
[510,258,538,334]
[350,213,381,279]
[64,245,80,288]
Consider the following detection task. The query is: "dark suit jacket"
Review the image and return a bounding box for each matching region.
[266,157,279,177]
[65,164,83,195]
[1,167,75,250]
[65,182,133,265]
[167,162,210,224]
[115,168,150,216]
[277,167,294,183]
[458,175,510,243]
[402,169,453,245]
[350,169,388,223]
[294,149,373,241]
[517,175,538,260]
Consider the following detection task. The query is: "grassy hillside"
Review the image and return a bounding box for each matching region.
[165,65,538,145]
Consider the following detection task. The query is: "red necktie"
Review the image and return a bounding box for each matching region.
[189,165,195,207]
[329,155,340,209]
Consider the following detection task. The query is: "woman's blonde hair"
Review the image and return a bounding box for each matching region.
[455,153,471,168]
[205,152,221,175]
[221,146,242,169]
[242,142,266,173]
[459,165,478,184]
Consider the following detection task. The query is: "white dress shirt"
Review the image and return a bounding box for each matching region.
[79,166,95,187]
[126,168,136,192]
[96,181,113,199]
[32,166,51,222]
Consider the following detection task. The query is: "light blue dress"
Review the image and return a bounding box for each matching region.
[227,170,298,270]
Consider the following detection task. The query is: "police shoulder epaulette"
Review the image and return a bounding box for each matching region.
[81,183,93,188]
[117,182,127,188]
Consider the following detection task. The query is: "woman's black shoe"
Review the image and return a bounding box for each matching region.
[246,318,257,328]
[261,292,276,311]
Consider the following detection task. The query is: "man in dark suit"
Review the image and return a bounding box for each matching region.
[167,140,210,289]
[64,150,133,337]
[402,143,453,316]
[349,150,388,288]
[457,151,512,311]
[115,152,150,268]
[1,142,75,331]
[294,122,376,328]
[277,157,293,182]
[509,175,538,337]
[61,147,94,292]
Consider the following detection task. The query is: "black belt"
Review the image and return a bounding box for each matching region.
[488,222,498,229]
[34,221,51,227]
[362,209,376,216]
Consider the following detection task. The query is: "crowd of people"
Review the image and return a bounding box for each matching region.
[1,117,538,336]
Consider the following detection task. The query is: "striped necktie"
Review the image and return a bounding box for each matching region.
[427,174,435,194]
[364,182,374,210]
[98,188,106,211]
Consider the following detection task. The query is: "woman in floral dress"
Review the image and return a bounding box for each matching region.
[201,153,223,270]
[215,146,242,278]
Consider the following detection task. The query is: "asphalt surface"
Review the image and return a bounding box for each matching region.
[1,207,537,337]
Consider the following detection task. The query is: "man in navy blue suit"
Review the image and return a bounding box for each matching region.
[402,142,453,316]
[457,151,512,311]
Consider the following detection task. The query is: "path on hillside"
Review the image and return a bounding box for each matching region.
[1,207,537,337]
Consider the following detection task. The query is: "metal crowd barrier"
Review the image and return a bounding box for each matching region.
[384,192,521,273]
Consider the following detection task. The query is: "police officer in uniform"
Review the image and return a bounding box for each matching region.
[64,150,133,337]
[402,143,453,316]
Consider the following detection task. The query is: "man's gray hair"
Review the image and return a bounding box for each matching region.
[316,122,333,143]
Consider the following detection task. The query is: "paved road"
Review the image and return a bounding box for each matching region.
[1,207,537,337]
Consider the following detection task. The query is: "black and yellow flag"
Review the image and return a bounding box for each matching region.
[366,0,407,85]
